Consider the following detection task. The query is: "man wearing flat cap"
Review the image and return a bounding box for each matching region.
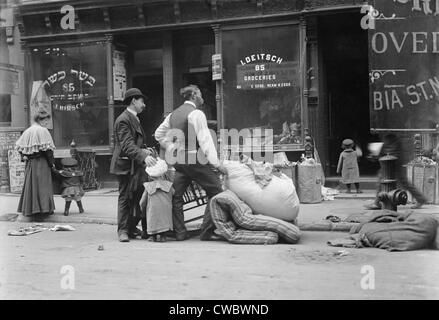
[110,88,157,242]
[155,85,226,241]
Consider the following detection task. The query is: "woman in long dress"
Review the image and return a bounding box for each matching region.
[16,110,56,218]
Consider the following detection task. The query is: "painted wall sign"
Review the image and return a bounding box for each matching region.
[368,0,439,130]
[42,69,95,111]
[236,59,298,90]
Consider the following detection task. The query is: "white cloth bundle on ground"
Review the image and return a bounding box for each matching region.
[223,161,300,222]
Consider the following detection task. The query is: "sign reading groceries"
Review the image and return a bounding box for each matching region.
[236,53,298,90]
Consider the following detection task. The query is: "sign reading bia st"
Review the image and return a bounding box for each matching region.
[368,0,439,130]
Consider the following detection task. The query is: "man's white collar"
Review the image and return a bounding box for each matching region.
[185,101,196,108]
[127,107,137,116]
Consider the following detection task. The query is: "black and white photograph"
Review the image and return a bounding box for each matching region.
[0,0,439,306]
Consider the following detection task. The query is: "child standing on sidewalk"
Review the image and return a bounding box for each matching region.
[139,158,174,242]
[336,139,362,194]
[56,158,85,216]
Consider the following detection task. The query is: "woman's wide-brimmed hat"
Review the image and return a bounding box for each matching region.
[123,88,147,105]
[342,138,354,148]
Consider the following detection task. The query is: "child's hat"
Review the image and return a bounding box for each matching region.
[342,139,354,148]
[61,157,78,167]
[145,158,168,177]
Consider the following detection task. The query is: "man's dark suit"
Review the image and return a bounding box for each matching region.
[110,109,151,236]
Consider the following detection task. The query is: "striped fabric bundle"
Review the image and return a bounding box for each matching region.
[210,190,301,244]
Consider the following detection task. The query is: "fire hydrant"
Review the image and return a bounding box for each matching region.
[376,155,408,211]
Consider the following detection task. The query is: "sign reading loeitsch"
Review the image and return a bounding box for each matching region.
[236,53,298,90]
[368,0,439,130]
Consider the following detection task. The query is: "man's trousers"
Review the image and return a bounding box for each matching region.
[172,164,223,239]
[117,174,144,236]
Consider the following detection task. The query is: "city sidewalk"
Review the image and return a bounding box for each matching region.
[1,189,439,232]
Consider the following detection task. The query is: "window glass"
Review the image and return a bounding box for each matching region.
[222,24,302,147]
[31,43,108,147]
[0,94,11,126]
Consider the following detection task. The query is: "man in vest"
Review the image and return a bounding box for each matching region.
[110,88,157,242]
[155,85,226,241]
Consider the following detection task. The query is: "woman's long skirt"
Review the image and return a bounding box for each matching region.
[18,157,55,216]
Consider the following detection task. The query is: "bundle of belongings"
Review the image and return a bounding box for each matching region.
[210,190,300,244]
[327,210,439,251]
[209,157,301,244]
[224,156,300,222]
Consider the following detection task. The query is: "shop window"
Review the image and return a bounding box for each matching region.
[30,43,108,148]
[134,49,163,71]
[0,94,11,126]
[174,30,216,122]
[222,24,302,148]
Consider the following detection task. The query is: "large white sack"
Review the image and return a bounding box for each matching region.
[224,161,300,222]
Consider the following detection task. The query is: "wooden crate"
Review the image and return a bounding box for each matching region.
[406,163,439,204]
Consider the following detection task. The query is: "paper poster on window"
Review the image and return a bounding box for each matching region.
[236,54,299,90]
[30,81,53,129]
[8,150,25,193]
[0,131,21,191]
[113,50,127,101]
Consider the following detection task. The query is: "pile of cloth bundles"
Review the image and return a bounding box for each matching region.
[222,158,300,223]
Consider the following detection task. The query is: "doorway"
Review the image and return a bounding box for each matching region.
[133,74,164,148]
[320,12,379,176]
[183,71,217,126]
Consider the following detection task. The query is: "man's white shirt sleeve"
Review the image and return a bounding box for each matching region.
[188,110,219,166]
[154,114,171,147]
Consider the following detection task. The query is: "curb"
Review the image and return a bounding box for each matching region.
[16,215,117,225]
[334,196,375,200]
[9,214,356,232]
[0,193,119,197]
[298,221,355,232]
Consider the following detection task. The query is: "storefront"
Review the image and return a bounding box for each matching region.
[15,0,368,187]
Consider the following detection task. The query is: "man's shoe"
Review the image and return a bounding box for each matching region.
[175,232,190,241]
[199,231,224,241]
[119,233,130,242]
[129,227,142,239]
[199,228,223,241]
[411,202,425,209]
[364,203,381,210]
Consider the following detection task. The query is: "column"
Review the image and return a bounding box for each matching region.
[105,34,114,150]
[212,24,223,131]
[162,31,174,116]
[299,16,308,144]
